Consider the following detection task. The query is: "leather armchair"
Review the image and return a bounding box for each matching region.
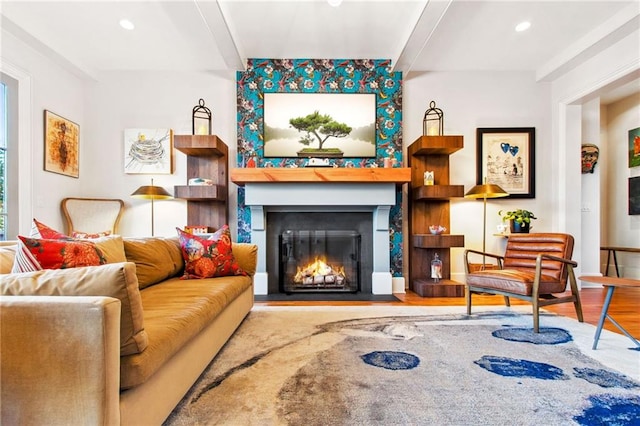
[464,233,583,332]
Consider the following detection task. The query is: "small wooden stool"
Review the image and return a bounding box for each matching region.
[579,275,640,350]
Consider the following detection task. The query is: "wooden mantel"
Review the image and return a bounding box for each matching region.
[230,167,411,185]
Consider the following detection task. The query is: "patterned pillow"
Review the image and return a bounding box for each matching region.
[16,236,106,270]
[71,230,112,239]
[176,226,246,279]
[32,218,70,239]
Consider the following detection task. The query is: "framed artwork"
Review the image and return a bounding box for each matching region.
[630,176,640,215]
[263,93,376,158]
[476,127,535,199]
[124,128,173,174]
[44,110,79,178]
[629,127,640,168]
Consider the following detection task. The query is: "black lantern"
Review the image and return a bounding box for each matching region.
[192,98,212,135]
[423,100,444,136]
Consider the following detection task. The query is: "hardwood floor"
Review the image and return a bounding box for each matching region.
[256,287,639,341]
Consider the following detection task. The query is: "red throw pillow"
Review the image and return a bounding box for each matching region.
[17,236,107,270]
[32,218,70,240]
[176,226,246,279]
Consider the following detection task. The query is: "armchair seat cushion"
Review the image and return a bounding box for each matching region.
[466,268,566,296]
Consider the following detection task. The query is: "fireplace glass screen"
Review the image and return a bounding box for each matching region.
[280,230,361,293]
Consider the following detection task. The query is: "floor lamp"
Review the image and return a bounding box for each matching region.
[131,178,172,236]
[464,179,508,268]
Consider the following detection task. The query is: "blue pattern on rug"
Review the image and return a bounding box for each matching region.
[492,327,572,344]
[361,351,420,370]
[574,368,640,389]
[574,394,640,425]
[474,355,569,380]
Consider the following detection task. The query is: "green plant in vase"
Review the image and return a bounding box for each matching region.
[499,209,537,233]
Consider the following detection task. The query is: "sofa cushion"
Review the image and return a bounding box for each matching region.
[177,226,246,279]
[119,274,252,389]
[0,244,17,274]
[123,237,183,289]
[15,236,107,271]
[0,262,148,356]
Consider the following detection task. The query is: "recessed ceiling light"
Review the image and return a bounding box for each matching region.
[515,21,531,32]
[119,19,135,30]
[327,0,343,7]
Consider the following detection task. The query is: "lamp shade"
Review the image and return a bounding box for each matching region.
[464,183,509,199]
[131,185,172,200]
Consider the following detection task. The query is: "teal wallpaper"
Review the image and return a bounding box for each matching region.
[236,58,404,276]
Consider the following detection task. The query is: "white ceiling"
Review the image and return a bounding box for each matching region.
[1,0,639,102]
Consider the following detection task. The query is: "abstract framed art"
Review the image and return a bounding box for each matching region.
[44,110,79,178]
[629,127,640,168]
[123,128,173,174]
[476,127,535,199]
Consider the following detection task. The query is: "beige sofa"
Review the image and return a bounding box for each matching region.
[0,236,257,425]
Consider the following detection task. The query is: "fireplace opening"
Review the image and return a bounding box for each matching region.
[280,230,361,293]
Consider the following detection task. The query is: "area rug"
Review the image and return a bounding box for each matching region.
[164,306,640,426]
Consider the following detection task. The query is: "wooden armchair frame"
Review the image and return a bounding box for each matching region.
[61,197,124,236]
[464,233,583,333]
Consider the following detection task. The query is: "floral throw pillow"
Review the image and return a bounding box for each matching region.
[176,226,246,279]
[16,236,107,270]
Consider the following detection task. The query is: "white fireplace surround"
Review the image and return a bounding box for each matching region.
[244,182,399,295]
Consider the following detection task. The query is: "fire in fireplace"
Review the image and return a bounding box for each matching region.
[280,230,360,293]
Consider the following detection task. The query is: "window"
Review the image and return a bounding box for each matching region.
[0,81,7,240]
[0,72,18,241]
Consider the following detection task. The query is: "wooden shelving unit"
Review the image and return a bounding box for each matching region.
[174,135,228,231]
[408,135,465,297]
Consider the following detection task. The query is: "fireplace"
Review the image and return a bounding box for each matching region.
[280,230,361,293]
[230,167,412,296]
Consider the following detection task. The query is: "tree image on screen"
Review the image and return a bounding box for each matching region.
[289,111,352,155]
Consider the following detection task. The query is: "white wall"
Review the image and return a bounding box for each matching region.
[550,27,640,282]
[1,29,85,235]
[82,71,237,237]
[603,93,640,278]
[404,71,551,281]
[580,98,602,277]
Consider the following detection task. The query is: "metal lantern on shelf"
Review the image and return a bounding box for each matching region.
[422,100,444,136]
[192,98,212,135]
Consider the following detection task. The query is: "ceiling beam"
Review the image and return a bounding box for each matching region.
[1,16,98,82]
[536,3,640,82]
[194,0,244,71]
[392,0,452,76]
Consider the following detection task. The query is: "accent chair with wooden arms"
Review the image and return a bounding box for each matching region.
[61,197,125,236]
[464,233,583,332]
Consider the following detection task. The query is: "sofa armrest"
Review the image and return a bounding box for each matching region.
[1,296,121,425]
[232,243,258,276]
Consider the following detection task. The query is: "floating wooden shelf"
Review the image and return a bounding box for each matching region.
[412,279,465,297]
[174,135,228,229]
[413,185,465,200]
[230,167,411,185]
[407,135,463,156]
[413,234,465,249]
[408,135,465,297]
[174,185,226,201]
[174,135,227,157]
